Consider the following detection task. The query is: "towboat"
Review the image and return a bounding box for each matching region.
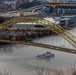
[36,52,54,59]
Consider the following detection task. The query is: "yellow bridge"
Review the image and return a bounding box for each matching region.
[0,17,76,52]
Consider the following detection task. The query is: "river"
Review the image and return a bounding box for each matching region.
[0,27,76,75]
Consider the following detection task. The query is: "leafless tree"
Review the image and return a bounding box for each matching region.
[54,70,64,75]
[33,65,45,75]
[33,65,65,75]
[1,67,12,75]
[67,62,76,75]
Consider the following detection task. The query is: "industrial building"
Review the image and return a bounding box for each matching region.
[41,1,76,15]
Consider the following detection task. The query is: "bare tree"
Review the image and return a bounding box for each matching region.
[33,65,45,75]
[2,67,12,75]
[54,70,64,75]
[33,65,65,75]
[68,62,76,75]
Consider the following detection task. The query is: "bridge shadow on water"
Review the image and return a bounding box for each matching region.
[0,43,29,55]
[0,44,14,54]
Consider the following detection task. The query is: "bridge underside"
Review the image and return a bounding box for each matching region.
[0,39,76,54]
[0,17,76,49]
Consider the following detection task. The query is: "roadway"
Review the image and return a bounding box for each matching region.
[6,28,49,31]
[0,39,76,54]
[0,5,43,17]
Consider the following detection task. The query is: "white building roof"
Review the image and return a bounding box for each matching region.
[44,17,60,24]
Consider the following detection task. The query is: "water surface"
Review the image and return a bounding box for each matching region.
[0,27,76,75]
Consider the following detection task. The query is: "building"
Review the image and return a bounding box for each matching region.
[67,0,76,2]
[41,2,76,15]
[0,4,11,11]
[16,0,42,10]
[2,0,29,9]
[45,0,67,3]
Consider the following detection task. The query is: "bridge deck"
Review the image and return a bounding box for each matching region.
[0,39,76,54]
[6,28,49,31]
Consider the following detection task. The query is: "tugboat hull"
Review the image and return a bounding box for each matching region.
[36,52,54,59]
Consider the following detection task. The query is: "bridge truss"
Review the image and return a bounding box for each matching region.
[0,17,76,49]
